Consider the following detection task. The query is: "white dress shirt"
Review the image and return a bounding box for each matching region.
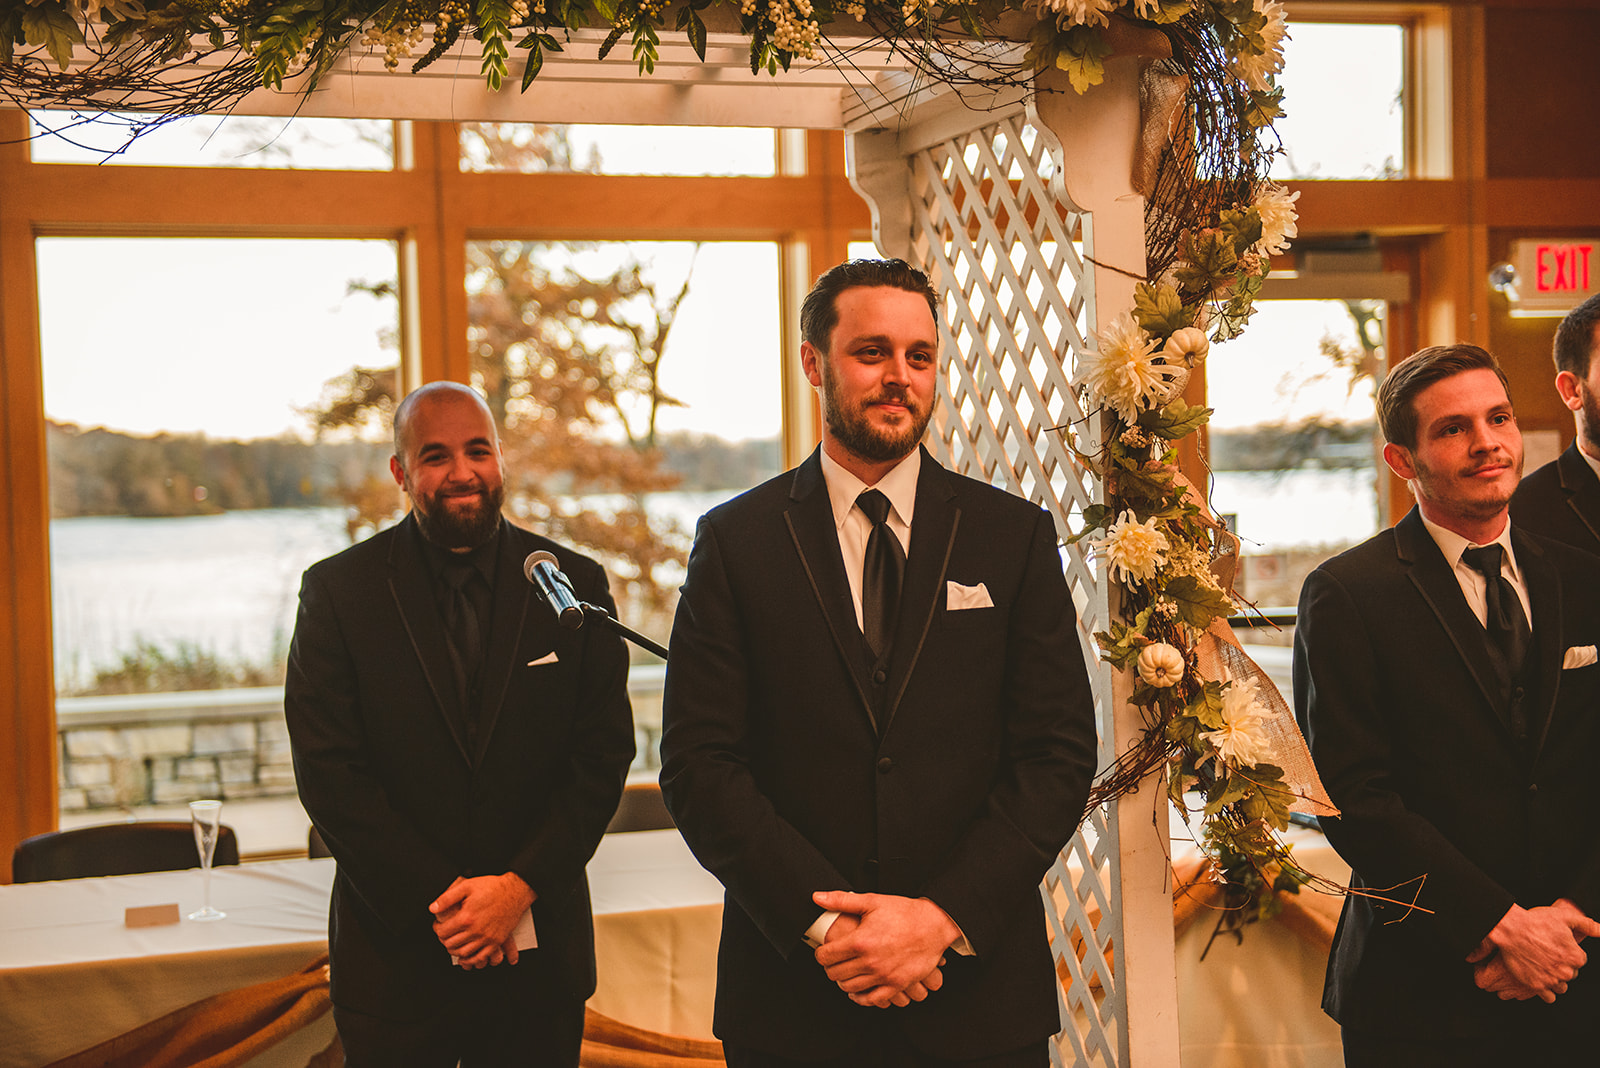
[1418,514,1533,629]
[818,446,919,631]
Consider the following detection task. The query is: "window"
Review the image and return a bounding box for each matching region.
[40,236,400,818]
[28,112,396,170]
[1270,21,1407,179]
[460,123,777,175]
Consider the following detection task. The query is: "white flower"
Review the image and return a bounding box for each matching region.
[1093,510,1170,584]
[1231,0,1289,92]
[1137,642,1185,688]
[1039,0,1117,27]
[1201,678,1275,767]
[1080,312,1183,421]
[1252,181,1300,258]
[1162,326,1210,367]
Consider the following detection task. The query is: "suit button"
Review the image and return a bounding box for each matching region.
[1529,782,1539,794]
[877,757,893,774]
[873,668,887,684]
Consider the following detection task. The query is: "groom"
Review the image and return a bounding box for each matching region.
[660,258,1098,1067]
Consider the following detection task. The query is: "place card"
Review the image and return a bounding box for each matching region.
[125,903,181,928]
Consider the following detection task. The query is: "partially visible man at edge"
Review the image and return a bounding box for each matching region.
[1295,344,1600,1066]
[659,258,1099,1068]
[1511,291,1600,554]
[285,381,635,1066]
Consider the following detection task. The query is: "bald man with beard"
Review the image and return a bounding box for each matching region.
[285,382,634,1067]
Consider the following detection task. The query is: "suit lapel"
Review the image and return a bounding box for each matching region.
[385,516,473,765]
[882,452,959,736]
[1394,510,1512,735]
[469,521,536,768]
[1517,529,1564,760]
[783,451,880,733]
[1558,443,1600,545]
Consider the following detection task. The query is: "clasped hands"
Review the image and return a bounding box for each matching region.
[1467,899,1600,1002]
[811,890,960,1009]
[428,872,536,970]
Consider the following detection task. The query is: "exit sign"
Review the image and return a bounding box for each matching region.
[1509,239,1600,316]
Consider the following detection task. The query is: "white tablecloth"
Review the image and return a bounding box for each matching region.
[0,830,723,1067]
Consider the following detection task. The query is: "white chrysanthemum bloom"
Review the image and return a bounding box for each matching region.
[1231,0,1289,92]
[1080,312,1184,420]
[1137,642,1185,688]
[1253,182,1300,258]
[1040,0,1117,27]
[1201,678,1275,767]
[1163,326,1210,367]
[1093,511,1170,585]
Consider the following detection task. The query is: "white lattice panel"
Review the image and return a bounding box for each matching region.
[888,114,1125,1068]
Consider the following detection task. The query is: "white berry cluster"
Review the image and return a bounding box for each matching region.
[361,21,428,69]
[843,0,866,18]
[762,0,819,56]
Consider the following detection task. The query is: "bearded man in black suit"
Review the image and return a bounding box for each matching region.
[1511,292,1600,553]
[1295,344,1600,1066]
[285,381,634,1067]
[660,258,1098,1068]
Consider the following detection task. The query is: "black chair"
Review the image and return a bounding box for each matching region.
[11,820,241,883]
[604,782,675,834]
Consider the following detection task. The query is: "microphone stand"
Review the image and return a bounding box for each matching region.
[579,601,669,661]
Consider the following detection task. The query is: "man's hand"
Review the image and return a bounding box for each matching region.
[811,891,958,1008]
[1466,901,1600,1003]
[429,873,537,969]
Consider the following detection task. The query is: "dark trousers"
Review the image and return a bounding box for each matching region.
[335,988,585,1068]
[1342,1025,1590,1068]
[723,1027,1047,1068]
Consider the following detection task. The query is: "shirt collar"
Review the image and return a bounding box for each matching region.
[1578,441,1600,484]
[1419,512,1521,582]
[818,447,921,531]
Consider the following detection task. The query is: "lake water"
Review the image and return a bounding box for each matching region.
[48,470,1380,686]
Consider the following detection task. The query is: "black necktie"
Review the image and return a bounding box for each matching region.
[441,559,486,708]
[1462,544,1531,686]
[857,489,905,659]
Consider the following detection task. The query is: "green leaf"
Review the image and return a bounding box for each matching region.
[1202,770,1252,817]
[1053,25,1112,94]
[1063,502,1113,546]
[1174,228,1240,295]
[1021,19,1059,75]
[593,0,619,21]
[1132,282,1188,340]
[1138,0,1193,24]
[1238,766,1296,831]
[1185,680,1226,730]
[1164,574,1233,629]
[1242,86,1286,129]
[686,11,706,61]
[1094,620,1151,672]
[1138,397,1212,441]
[22,1,86,71]
[520,39,544,90]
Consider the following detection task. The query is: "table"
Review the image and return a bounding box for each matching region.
[0,830,724,1068]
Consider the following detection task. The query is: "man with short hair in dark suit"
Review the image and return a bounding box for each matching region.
[285,381,635,1067]
[1510,292,1600,553]
[1295,344,1600,1066]
[659,258,1099,1068]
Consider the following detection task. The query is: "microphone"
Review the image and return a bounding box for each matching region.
[523,551,585,630]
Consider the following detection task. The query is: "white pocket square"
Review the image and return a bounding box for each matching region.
[527,652,560,667]
[1563,645,1597,669]
[946,581,994,611]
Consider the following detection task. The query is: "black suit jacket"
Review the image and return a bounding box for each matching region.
[1510,440,1600,556]
[284,515,634,1016]
[1294,508,1600,1039]
[659,448,1098,1059]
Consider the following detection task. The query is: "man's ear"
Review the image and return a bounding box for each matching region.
[1382,441,1416,481]
[801,342,824,390]
[389,455,406,488]
[1556,370,1584,413]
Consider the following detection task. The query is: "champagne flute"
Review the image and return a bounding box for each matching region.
[187,799,226,922]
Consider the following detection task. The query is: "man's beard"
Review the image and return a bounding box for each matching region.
[414,482,505,550]
[1579,378,1600,458]
[820,360,934,465]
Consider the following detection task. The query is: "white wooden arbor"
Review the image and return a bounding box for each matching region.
[28,22,1181,1064]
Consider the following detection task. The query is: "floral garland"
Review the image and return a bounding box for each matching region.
[1068,174,1334,925]
[3,0,1288,119]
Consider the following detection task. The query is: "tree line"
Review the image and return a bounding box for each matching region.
[47,419,780,520]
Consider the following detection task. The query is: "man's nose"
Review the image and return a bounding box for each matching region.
[882,352,912,384]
